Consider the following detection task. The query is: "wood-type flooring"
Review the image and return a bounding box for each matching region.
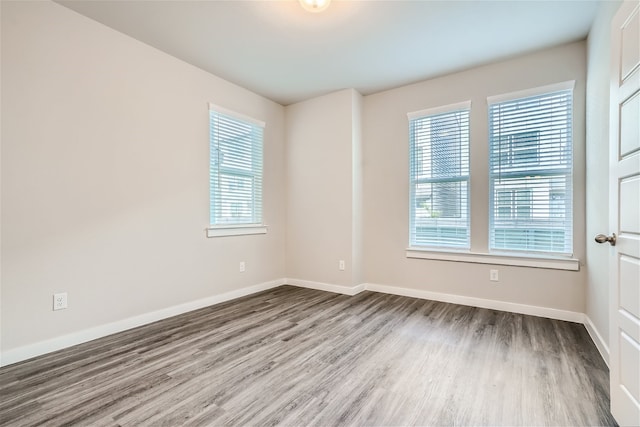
[0,285,617,426]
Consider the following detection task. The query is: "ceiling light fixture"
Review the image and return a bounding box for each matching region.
[299,0,331,13]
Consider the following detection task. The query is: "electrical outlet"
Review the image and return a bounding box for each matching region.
[239,261,246,273]
[53,292,68,310]
[339,260,345,271]
[490,269,499,282]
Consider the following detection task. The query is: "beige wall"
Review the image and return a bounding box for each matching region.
[285,89,362,286]
[1,1,286,352]
[362,41,588,313]
[585,0,623,353]
[1,0,603,364]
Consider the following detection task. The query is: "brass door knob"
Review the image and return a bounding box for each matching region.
[595,233,616,246]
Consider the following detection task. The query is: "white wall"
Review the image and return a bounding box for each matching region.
[363,41,587,313]
[585,0,623,362]
[285,89,363,287]
[1,1,286,356]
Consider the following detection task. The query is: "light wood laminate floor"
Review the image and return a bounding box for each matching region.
[0,285,616,426]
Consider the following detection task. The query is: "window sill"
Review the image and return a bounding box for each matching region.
[406,248,579,271]
[206,225,267,238]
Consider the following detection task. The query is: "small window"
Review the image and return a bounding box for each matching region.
[209,104,264,227]
[408,102,471,249]
[488,83,573,255]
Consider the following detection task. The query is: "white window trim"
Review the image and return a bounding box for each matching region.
[486,80,575,105]
[406,248,579,271]
[208,103,265,128]
[407,100,472,119]
[206,224,267,238]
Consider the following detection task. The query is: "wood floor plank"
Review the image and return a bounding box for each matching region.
[0,285,617,426]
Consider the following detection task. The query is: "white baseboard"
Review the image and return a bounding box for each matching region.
[1,278,284,367]
[2,277,604,368]
[363,283,584,323]
[283,280,584,323]
[583,314,610,367]
[284,278,365,296]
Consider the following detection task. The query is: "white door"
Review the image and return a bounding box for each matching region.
[607,1,640,425]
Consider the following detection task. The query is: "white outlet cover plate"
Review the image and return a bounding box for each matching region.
[53,292,68,310]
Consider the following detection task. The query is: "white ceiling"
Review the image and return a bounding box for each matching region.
[57,0,600,105]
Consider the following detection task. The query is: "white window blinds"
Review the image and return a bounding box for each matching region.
[488,85,573,255]
[209,104,264,227]
[409,102,470,249]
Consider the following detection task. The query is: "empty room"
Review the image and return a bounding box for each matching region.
[1,0,639,425]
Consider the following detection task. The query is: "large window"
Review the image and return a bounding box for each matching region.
[488,84,573,255]
[209,104,264,227]
[409,102,470,249]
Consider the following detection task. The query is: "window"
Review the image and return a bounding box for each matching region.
[488,84,573,255]
[209,104,264,229]
[409,102,470,249]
